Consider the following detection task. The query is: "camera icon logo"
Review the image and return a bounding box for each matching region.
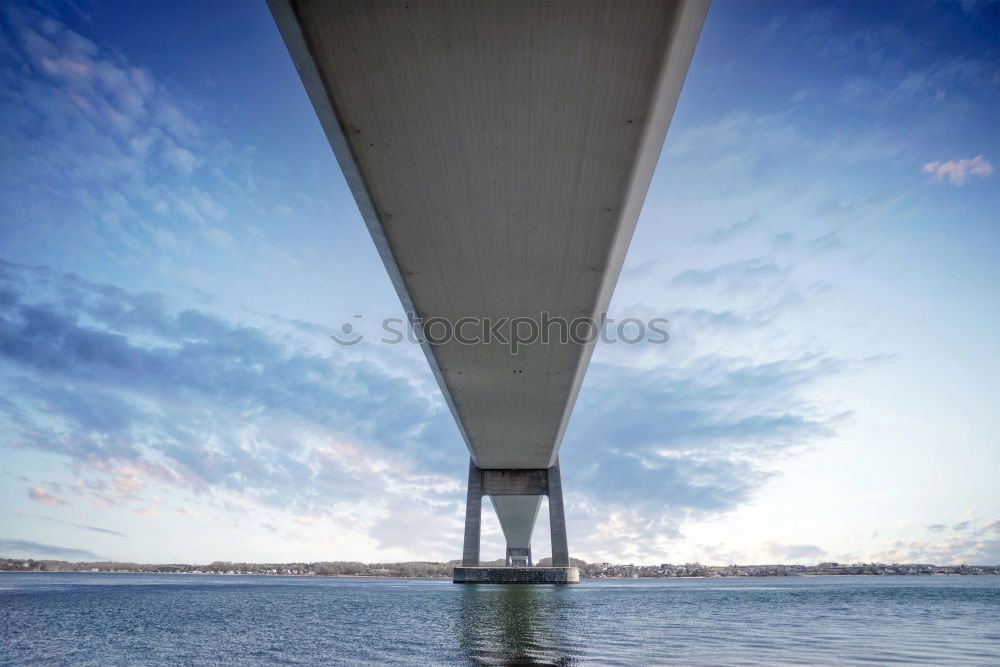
[330,315,364,346]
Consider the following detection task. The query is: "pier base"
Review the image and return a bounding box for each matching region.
[453,566,579,584]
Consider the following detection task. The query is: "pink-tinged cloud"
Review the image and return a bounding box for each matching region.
[177,506,196,518]
[922,155,994,186]
[137,507,158,519]
[28,487,72,507]
[113,468,142,497]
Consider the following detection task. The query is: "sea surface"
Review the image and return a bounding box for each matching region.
[1,573,998,665]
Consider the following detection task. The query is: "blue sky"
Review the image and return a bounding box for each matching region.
[1,0,997,566]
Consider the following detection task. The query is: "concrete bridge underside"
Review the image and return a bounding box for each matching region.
[270,0,707,580]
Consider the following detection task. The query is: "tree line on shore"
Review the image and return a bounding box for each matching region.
[2,556,997,577]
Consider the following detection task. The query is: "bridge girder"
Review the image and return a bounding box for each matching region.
[269,0,708,568]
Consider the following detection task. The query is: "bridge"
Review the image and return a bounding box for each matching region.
[270,0,708,583]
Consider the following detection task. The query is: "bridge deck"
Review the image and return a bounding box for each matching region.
[270,0,707,557]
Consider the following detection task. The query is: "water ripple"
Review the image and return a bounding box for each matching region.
[1,574,998,665]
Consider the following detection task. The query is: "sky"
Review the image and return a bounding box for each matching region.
[1,0,997,567]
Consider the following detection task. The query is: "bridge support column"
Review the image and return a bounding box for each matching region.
[454,457,578,583]
[505,546,532,567]
[547,458,570,567]
[461,458,482,567]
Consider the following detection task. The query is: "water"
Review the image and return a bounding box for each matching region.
[1,574,998,665]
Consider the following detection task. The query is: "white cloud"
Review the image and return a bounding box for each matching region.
[163,142,199,174]
[922,155,993,186]
[765,542,826,562]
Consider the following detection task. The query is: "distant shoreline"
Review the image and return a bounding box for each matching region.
[1,570,993,577]
[2,557,998,579]
[1,571,996,579]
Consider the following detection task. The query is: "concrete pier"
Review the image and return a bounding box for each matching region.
[453,567,580,584]
[505,547,531,567]
[547,460,570,568]
[456,458,578,584]
[462,459,484,567]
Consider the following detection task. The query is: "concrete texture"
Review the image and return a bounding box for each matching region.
[462,458,483,566]
[269,0,709,470]
[491,495,542,555]
[453,567,580,584]
[482,469,548,496]
[547,459,570,567]
[505,547,532,567]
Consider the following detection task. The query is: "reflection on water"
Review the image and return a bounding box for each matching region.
[457,583,578,665]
